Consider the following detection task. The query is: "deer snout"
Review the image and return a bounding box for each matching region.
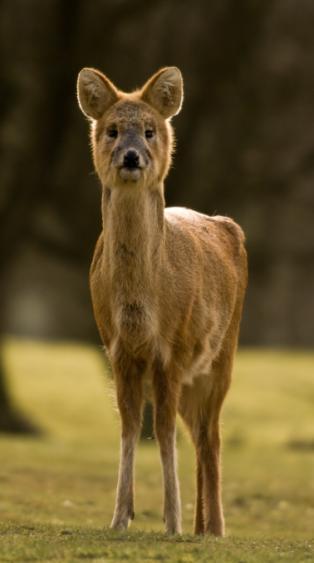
[118,148,145,182]
[123,150,140,170]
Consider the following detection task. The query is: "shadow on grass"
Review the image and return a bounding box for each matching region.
[286,438,314,451]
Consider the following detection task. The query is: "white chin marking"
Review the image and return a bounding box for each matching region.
[119,168,141,182]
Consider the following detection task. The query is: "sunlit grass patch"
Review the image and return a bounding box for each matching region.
[1,339,313,561]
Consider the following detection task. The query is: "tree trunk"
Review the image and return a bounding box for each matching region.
[0,343,40,434]
[141,402,154,442]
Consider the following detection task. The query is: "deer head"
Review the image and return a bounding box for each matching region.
[77,67,183,189]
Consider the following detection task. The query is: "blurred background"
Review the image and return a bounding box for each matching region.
[0,0,313,432]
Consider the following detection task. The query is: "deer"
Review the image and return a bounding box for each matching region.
[77,66,247,537]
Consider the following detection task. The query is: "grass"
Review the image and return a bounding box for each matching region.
[0,339,313,562]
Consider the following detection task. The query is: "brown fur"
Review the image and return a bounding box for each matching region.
[77,66,247,535]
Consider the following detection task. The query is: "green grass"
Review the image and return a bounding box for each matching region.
[0,340,313,562]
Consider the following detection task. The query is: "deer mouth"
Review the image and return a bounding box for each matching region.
[119,166,142,182]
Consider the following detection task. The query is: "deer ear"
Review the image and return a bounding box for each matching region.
[141,67,183,119]
[77,68,118,119]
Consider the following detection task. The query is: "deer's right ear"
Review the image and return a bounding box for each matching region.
[77,68,118,119]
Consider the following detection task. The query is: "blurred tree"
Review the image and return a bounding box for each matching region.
[0,0,99,430]
[0,352,40,433]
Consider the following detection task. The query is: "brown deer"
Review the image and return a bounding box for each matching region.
[77,66,247,536]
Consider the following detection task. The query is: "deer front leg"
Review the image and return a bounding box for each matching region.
[153,359,182,534]
[110,354,144,530]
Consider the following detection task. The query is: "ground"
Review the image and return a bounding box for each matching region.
[0,340,313,562]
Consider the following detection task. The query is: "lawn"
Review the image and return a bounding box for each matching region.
[0,339,313,562]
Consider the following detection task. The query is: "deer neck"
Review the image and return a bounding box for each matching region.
[101,184,165,302]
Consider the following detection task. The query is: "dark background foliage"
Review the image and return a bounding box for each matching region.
[1,0,313,428]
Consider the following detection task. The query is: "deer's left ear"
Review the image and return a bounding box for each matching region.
[141,67,183,119]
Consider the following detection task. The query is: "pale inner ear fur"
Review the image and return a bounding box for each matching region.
[77,68,118,120]
[141,67,184,119]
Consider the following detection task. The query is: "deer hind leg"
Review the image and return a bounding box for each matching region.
[110,350,144,530]
[180,298,243,537]
[194,452,205,534]
[179,359,232,536]
[200,304,244,536]
[153,358,182,534]
[179,382,208,535]
[199,407,225,536]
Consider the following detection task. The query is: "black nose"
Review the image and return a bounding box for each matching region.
[123,150,140,169]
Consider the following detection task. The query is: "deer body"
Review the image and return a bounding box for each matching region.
[77,67,247,536]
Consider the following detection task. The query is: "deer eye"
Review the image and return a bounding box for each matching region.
[107,127,118,139]
[145,129,154,139]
